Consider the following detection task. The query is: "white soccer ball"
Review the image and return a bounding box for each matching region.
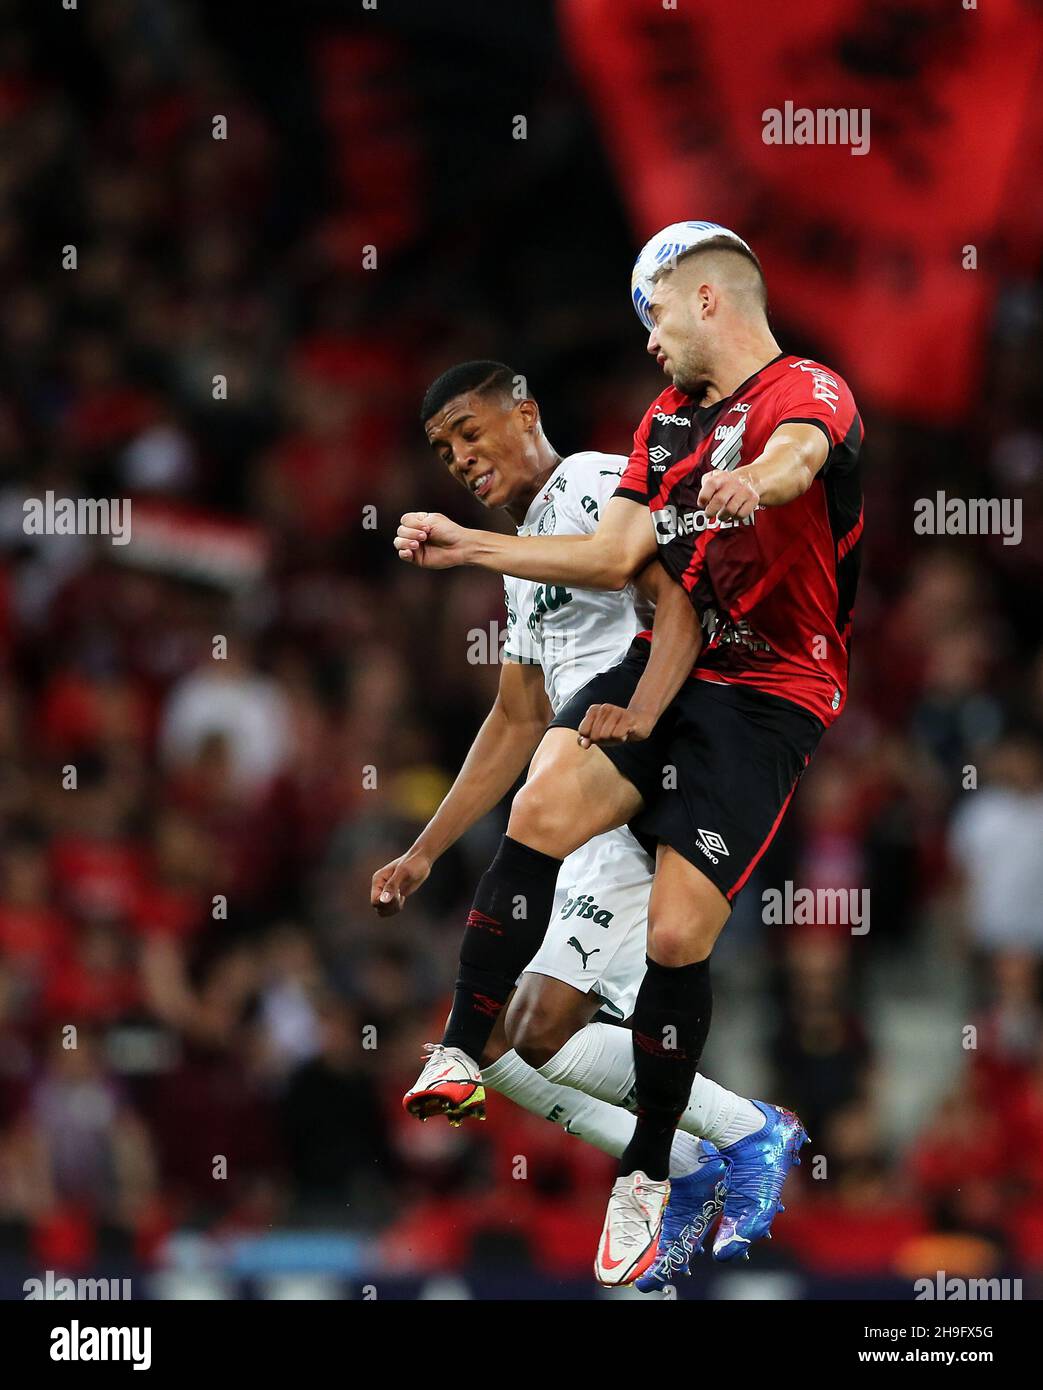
[630,221,751,331]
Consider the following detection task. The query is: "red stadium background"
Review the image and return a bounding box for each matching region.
[1,0,1042,1301]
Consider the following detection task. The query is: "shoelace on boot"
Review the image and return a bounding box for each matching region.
[608,1184,662,1249]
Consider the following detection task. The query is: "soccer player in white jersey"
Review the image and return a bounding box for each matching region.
[371,361,768,1289]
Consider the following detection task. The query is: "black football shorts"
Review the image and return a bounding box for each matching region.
[548,637,824,903]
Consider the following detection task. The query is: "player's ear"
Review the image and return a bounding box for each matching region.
[516,397,540,432]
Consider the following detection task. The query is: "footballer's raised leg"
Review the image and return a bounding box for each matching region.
[476,978,727,1200]
[594,846,720,1285]
[603,848,806,1275]
[403,726,644,1119]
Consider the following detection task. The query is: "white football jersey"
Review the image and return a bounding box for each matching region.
[503,451,648,712]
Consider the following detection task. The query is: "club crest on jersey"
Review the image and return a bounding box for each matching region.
[710,415,746,471]
[536,504,556,535]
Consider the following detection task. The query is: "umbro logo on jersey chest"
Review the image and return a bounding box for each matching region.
[648,410,694,471]
[648,411,747,478]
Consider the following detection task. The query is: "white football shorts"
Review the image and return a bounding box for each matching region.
[522,826,653,1020]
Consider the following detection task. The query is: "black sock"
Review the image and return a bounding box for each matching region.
[620,957,712,1181]
[442,835,562,1061]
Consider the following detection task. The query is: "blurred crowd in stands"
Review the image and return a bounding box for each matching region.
[1,0,1042,1290]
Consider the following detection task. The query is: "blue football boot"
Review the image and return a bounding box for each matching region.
[713,1100,807,1261]
[635,1140,730,1292]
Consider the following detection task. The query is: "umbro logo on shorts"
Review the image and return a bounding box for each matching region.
[695,828,730,866]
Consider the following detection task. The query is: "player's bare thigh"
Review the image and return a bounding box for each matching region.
[507,727,644,858]
[646,843,731,966]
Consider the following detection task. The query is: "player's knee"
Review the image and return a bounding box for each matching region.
[507,998,580,1070]
[509,775,578,856]
[647,916,716,967]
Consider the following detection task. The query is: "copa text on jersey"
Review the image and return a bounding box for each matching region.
[652,504,757,543]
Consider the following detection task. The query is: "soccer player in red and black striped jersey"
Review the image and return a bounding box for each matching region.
[395,226,864,1284]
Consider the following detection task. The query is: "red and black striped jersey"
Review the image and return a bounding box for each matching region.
[616,353,864,727]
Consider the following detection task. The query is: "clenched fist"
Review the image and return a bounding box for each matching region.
[698,468,760,522]
[577,703,655,749]
[394,512,473,569]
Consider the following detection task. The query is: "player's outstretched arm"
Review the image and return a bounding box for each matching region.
[699,422,830,521]
[371,659,552,916]
[394,496,656,591]
[579,560,703,748]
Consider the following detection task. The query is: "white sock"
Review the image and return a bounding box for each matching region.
[482,1049,704,1177]
[537,1022,765,1149]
